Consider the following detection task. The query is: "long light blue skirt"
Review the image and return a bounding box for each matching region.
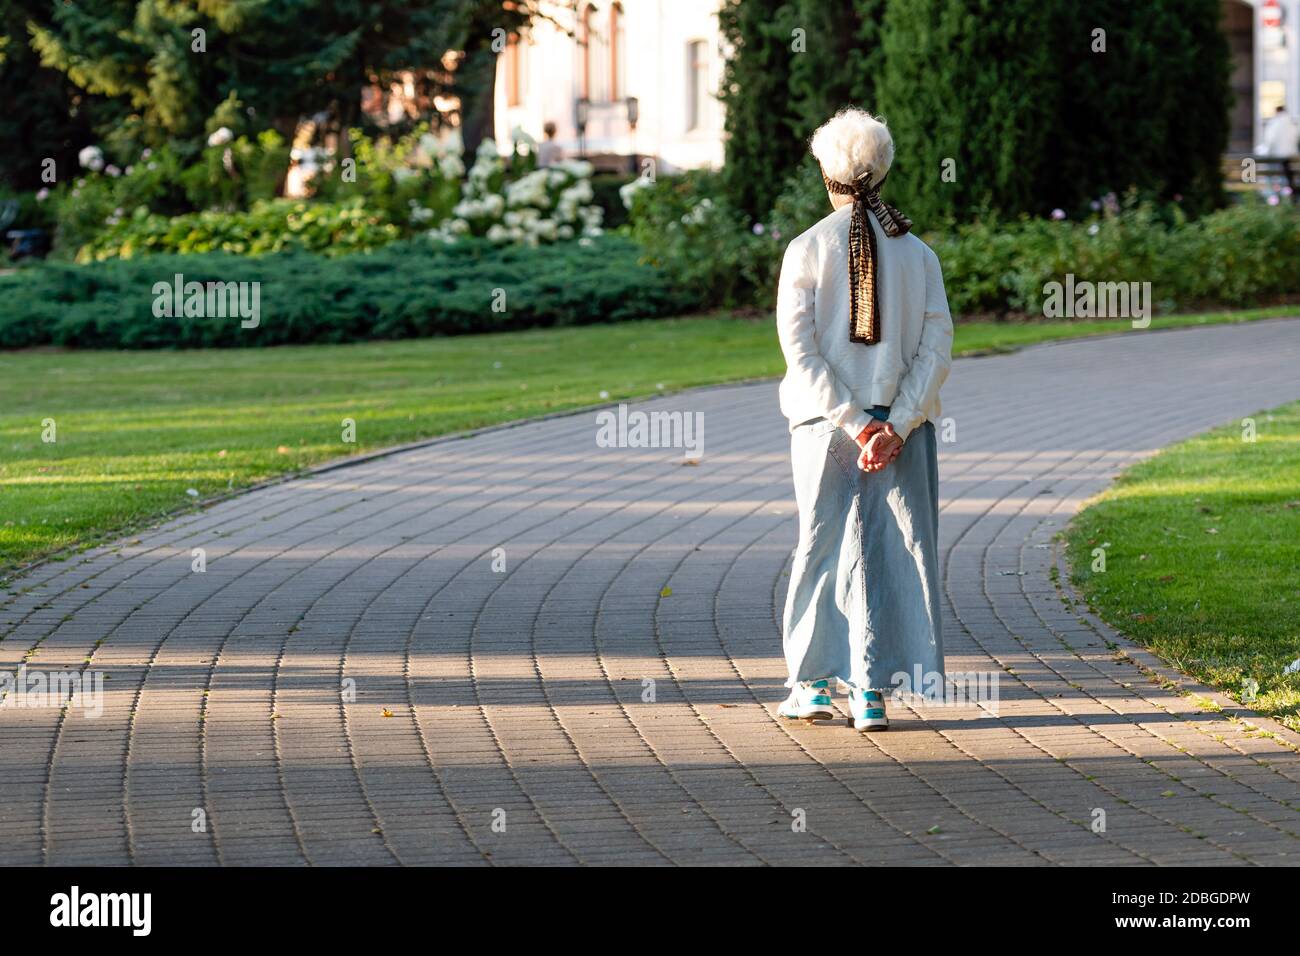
[782,416,943,692]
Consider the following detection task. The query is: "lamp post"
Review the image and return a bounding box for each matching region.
[576,97,589,158]
[625,96,639,174]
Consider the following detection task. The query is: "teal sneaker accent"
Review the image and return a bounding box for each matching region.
[778,680,836,722]
[848,688,889,732]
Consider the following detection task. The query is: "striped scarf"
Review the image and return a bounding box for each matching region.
[821,168,912,346]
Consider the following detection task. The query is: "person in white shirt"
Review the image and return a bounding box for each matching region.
[775,108,953,732]
[1259,105,1300,197]
[1260,105,1300,158]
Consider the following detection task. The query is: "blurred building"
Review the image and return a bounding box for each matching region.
[1224,0,1300,152]
[493,0,725,173]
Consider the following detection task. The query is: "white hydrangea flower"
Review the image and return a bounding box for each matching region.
[555,159,593,178]
[619,176,654,209]
[561,180,594,204]
[78,145,104,171]
[439,154,465,179]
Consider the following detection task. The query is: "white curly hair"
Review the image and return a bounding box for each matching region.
[810,107,894,187]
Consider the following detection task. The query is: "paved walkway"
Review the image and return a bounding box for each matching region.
[3,320,1300,866]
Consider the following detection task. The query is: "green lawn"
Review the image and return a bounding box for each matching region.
[1066,400,1300,733]
[1,305,1295,580]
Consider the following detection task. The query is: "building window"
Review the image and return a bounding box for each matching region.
[583,4,611,103]
[686,39,708,131]
[504,34,526,107]
[611,3,626,101]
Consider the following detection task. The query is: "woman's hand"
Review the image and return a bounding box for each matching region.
[857,424,903,473]
[853,421,887,448]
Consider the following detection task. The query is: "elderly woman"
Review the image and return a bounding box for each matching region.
[775,108,953,732]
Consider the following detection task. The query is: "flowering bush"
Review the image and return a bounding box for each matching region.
[47,124,610,261]
[48,133,289,257]
[625,170,771,307]
[180,128,290,211]
[311,123,463,233]
[428,140,605,246]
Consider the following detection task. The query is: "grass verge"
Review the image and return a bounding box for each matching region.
[1065,399,1300,732]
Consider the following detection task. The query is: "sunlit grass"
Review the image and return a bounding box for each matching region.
[1066,400,1300,732]
[1,306,1293,578]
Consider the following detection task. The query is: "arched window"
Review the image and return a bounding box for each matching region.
[504,33,525,107]
[583,3,611,103]
[686,39,709,131]
[611,2,626,101]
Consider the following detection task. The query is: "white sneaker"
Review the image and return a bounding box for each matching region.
[848,688,889,731]
[778,680,834,721]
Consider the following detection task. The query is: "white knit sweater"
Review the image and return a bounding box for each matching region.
[776,203,953,443]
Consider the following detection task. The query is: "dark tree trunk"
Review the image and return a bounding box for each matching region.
[458,45,498,158]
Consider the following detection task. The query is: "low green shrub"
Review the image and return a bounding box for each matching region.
[627,169,1300,317]
[930,199,1300,315]
[76,197,403,261]
[590,172,636,230]
[625,169,771,308]
[0,235,695,349]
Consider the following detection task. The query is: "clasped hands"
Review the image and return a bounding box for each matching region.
[853,421,903,473]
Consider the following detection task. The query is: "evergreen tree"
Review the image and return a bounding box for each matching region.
[718,0,802,219]
[21,1,539,160]
[1162,0,1231,213]
[720,0,886,219]
[876,0,1062,226]
[0,0,101,190]
[1048,0,1229,215]
[786,0,886,144]
[875,0,1229,225]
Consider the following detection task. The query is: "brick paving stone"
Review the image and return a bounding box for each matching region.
[2,320,1299,865]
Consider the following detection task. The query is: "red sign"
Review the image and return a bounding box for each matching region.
[1263,0,1284,30]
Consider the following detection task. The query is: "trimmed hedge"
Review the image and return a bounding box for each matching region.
[0,236,695,349]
